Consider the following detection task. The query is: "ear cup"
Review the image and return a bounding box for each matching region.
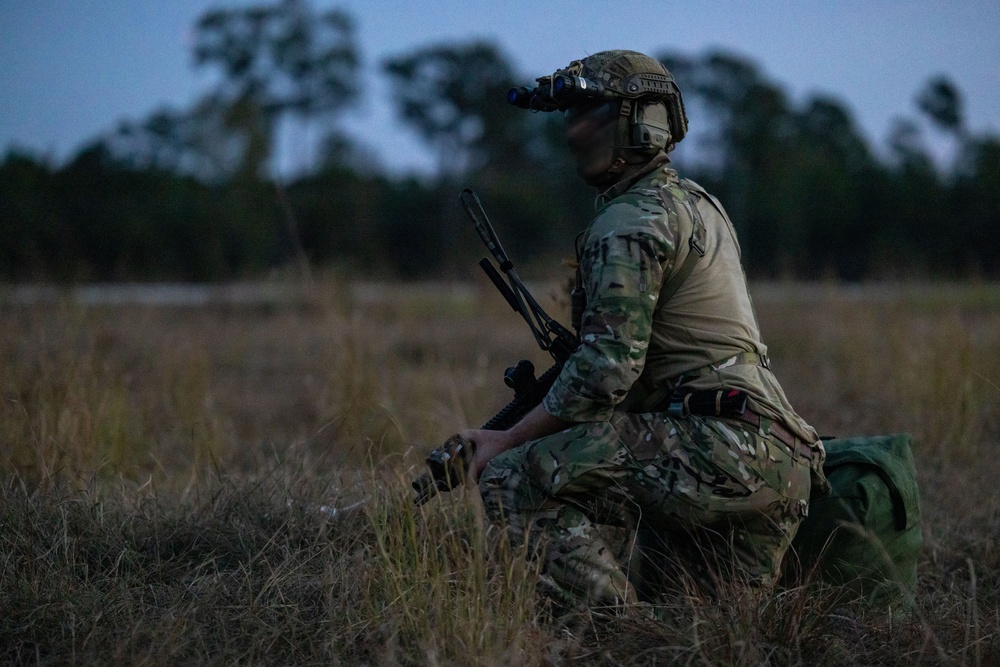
[631,101,672,151]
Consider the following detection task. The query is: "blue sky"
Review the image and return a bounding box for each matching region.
[2,0,998,175]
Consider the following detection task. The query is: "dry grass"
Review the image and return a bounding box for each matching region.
[1,278,998,665]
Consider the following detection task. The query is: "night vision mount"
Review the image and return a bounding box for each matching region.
[507,70,683,113]
[507,67,688,146]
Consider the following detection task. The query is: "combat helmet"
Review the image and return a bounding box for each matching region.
[509,50,687,185]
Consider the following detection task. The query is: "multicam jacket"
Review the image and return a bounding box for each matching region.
[542,160,821,446]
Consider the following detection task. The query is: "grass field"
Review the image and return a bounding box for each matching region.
[2,279,999,665]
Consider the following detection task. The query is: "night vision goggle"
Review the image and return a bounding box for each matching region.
[507,71,683,113]
[507,74,615,112]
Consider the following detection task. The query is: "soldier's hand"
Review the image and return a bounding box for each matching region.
[463,406,571,483]
[461,428,518,484]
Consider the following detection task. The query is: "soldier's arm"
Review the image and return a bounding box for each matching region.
[464,216,675,476]
[543,217,676,423]
[463,404,570,481]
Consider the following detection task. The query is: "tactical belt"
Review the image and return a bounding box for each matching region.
[728,407,799,451]
[633,351,769,414]
[665,387,813,460]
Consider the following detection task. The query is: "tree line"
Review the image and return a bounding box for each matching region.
[2,0,998,282]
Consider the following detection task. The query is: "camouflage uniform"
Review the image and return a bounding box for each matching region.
[479,160,825,605]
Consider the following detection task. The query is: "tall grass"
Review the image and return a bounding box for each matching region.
[2,280,998,664]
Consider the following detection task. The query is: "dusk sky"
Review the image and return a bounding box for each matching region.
[2,0,999,175]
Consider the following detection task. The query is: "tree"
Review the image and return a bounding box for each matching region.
[111,93,270,184]
[658,50,798,271]
[954,137,1000,274]
[658,50,888,278]
[793,97,876,278]
[383,41,523,179]
[916,75,963,135]
[193,0,360,177]
[0,152,59,279]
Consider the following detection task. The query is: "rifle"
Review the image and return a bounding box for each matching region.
[411,189,581,505]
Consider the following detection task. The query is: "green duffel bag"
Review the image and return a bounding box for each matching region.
[787,433,922,607]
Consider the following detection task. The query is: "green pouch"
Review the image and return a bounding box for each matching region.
[787,433,922,608]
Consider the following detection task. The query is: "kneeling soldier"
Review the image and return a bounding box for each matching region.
[462,50,828,607]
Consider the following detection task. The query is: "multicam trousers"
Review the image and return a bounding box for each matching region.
[479,410,813,606]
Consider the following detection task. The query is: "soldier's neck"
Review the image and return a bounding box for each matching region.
[595,152,670,207]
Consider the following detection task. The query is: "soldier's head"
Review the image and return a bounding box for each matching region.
[508,50,687,187]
